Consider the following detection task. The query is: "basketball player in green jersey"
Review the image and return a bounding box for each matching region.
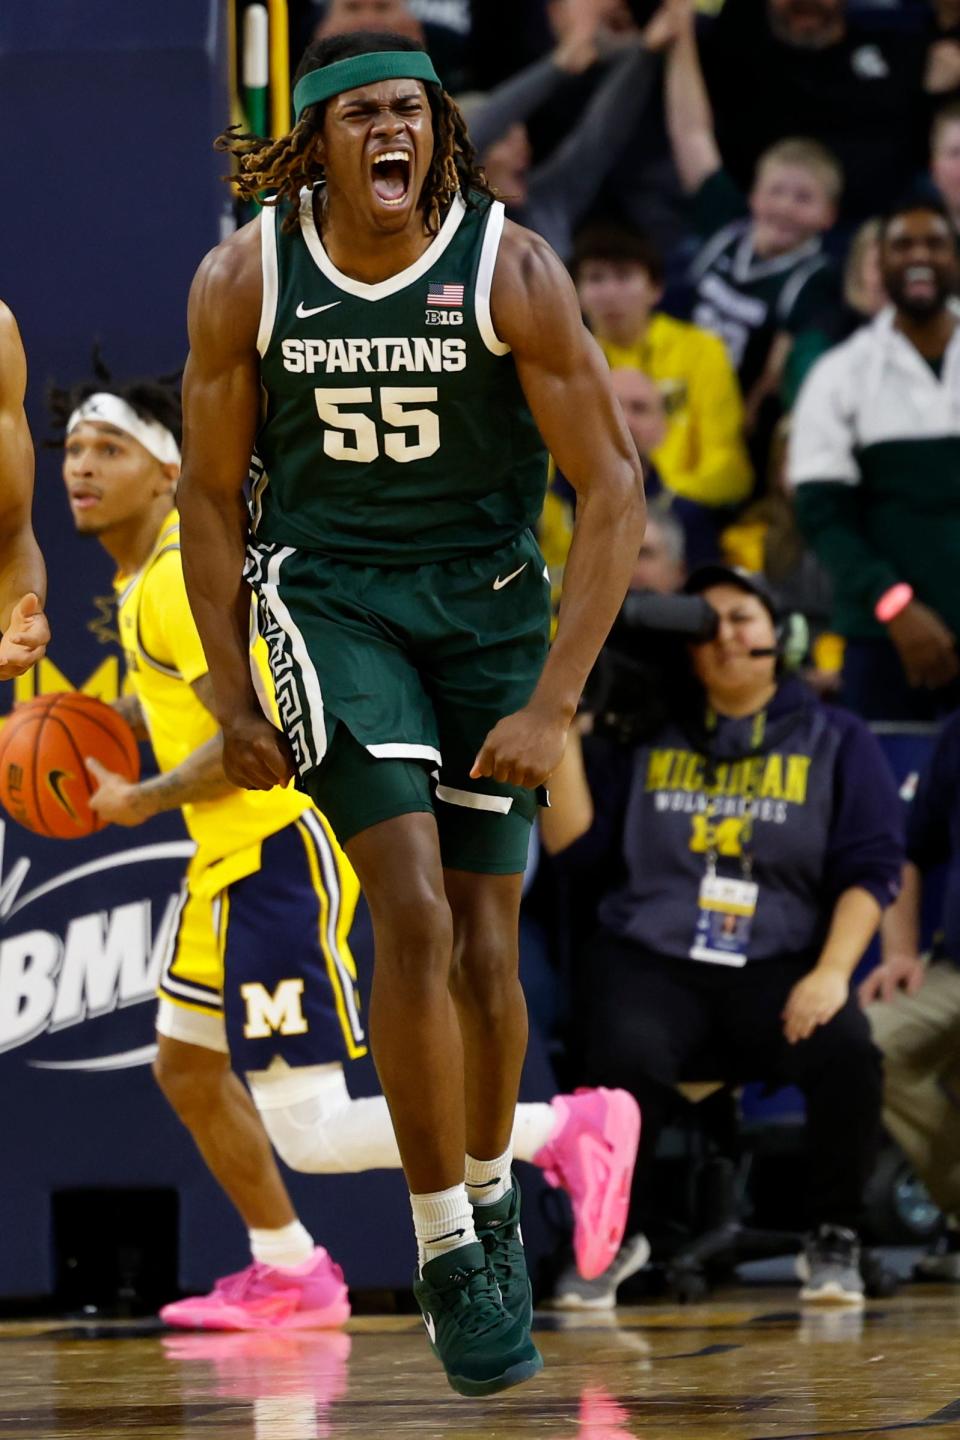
[179,32,644,1395]
[0,303,48,677]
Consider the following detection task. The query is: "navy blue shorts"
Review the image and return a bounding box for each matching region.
[157,811,367,1071]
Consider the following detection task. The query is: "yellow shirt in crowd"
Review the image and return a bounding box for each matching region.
[114,509,309,866]
[600,313,753,507]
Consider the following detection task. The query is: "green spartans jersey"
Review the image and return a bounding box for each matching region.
[252,190,548,564]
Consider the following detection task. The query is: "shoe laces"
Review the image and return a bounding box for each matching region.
[480,1222,521,1286]
[212,1263,267,1301]
[435,1261,508,1339]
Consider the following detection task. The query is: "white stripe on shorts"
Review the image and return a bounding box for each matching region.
[367,742,442,764]
[435,784,513,814]
[159,971,223,1007]
[301,809,366,1048]
[157,884,221,1008]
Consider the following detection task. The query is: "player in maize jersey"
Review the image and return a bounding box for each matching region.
[180,31,644,1392]
[0,302,48,677]
[52,366,360,1329]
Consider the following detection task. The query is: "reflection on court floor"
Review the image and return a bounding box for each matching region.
[2,1290,960,1439]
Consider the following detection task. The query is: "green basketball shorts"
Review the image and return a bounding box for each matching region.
[245,529,551,874]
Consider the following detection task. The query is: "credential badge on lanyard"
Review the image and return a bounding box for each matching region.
[689,709,764,967]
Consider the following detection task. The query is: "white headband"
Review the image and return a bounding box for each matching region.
[66,392,181,466]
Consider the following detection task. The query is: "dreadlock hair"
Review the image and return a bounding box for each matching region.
[46,345,182,449]
[216,30,494,235]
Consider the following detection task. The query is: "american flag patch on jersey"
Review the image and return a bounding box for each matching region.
[426,282,464,307]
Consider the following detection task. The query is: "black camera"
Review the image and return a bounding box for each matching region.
[584,591,719,745]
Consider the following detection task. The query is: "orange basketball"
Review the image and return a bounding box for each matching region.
[0,693,140,839]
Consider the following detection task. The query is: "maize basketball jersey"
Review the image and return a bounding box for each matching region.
[251,189,548,563]
[114,509,309,863]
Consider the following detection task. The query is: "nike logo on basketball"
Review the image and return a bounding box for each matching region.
[493,564,527,591]
[48,768,78,819]
[296,301,341,318]
[423,1311,437,1343]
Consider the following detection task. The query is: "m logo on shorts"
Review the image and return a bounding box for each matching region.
[241,978,309,1039]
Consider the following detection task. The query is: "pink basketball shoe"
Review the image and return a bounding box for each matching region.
[533,1088,641,1281]
[159,1247,351,1331]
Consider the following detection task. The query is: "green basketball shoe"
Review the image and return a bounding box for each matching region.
[413,1241,543,1397]
[473,1179,533,1330]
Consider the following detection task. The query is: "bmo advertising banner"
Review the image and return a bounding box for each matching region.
[0,664,192,1076]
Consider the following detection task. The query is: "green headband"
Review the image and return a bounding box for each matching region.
[293,51,441,121]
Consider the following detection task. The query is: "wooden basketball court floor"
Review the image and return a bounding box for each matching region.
[2,1288,960,1440]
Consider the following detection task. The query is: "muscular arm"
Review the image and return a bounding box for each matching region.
[498,228,644,718]
[473,226,644,786]
[92,673,236,825]
[149,673,237,809]
[0,303,48,673]
[178,222,293,789]
[104,735,234,823]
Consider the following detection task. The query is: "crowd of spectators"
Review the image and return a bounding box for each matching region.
[304,0,960,719]
[299,0,960,1307]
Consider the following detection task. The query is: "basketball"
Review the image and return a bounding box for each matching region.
[0,693,140,839]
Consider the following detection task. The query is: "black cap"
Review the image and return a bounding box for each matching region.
[682,565,780,623]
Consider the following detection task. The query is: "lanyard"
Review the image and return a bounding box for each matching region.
[700,707,767,880]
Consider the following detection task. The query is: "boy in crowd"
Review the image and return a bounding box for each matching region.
[649,0,839,422]
[574,224,752,514]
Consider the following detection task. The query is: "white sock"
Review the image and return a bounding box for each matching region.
[511,1102,558,1161]
[410,1184,477,1269]
[465,1147,513,1207]
[248,1219,315,1271]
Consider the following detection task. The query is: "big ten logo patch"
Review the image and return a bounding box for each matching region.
[241,978,309,1039]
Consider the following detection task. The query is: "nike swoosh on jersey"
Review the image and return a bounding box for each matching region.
[492,563,528,591]
[296,301,342,318]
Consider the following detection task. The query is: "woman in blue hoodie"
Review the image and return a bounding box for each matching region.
[542,565,904,1308]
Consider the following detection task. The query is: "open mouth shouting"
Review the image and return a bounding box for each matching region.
[370,149,413,208]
